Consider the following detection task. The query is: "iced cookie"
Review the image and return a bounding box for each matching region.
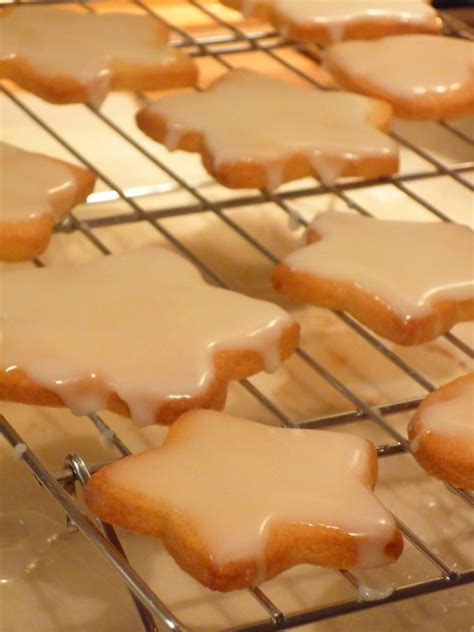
[273,212,474,345]
[221,1,440,45]
[0,143,95,262]
[0,8,198,106]
[84,410,403,591]
[326,35,474,120]
[137,68,398,190]
[0,247,299,425]
[408,373,474,490]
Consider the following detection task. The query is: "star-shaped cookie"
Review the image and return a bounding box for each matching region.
[273,212,474,345]
[326,35,474,120]
[221,0,440,45]
[84,410,403,591]
[0,8,198,106]
[408,373,474,490]
[137,69,398,190]
[1,247,299,425]
[0,142,95,262]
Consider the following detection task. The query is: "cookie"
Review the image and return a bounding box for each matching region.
[84,410,403,591]
[137,68,398,190]
[408,373,474,490]
[0,7,198,107]
[326,35,474,121]
[0,142,95,262]
[0,247,299,426]
[221,1,440,45]
[273,212,474,346]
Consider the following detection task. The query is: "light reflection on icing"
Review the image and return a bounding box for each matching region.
[103,411,398,571]
[411,377,474,452]
[0,143,77,223]
[283,212,474,319]
[1,247,295,426]
[143,69,397,188]
[0,8,187,106]
[326,35,474,98]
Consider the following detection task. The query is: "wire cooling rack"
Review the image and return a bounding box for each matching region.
[1,2,473,631]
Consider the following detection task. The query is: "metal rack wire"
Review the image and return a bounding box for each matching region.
[1,2,473,631]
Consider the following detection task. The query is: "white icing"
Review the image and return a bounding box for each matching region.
[274,0,436,26]
[0,8,186,105]
[0,143,77,223]
[412,377,474,452]
[327,35,474,99]
[143,69,397,186]
[283,212,474,319]
[228,0,438,41]
[1,247,295,426]
[104,411,398,571]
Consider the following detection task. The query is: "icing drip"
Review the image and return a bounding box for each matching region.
[412,377,474,452]
[326,35,474,99]
[144,69,397,186]
[265,163,285,192]
[357,583,394,602]
[13,443,27,462]
[1,247,295,426]
[284,212,474,319]
[105,411,398,569]
[287,209,302,230]
[0,143,77,223]
[99,428,116,451]
[164,125,185,152]
[0,8,185,106]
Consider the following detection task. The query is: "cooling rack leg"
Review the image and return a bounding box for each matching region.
[0,415,190,632]
[64,453,160,632]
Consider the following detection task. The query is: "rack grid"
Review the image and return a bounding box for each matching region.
[1,2,473,631]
